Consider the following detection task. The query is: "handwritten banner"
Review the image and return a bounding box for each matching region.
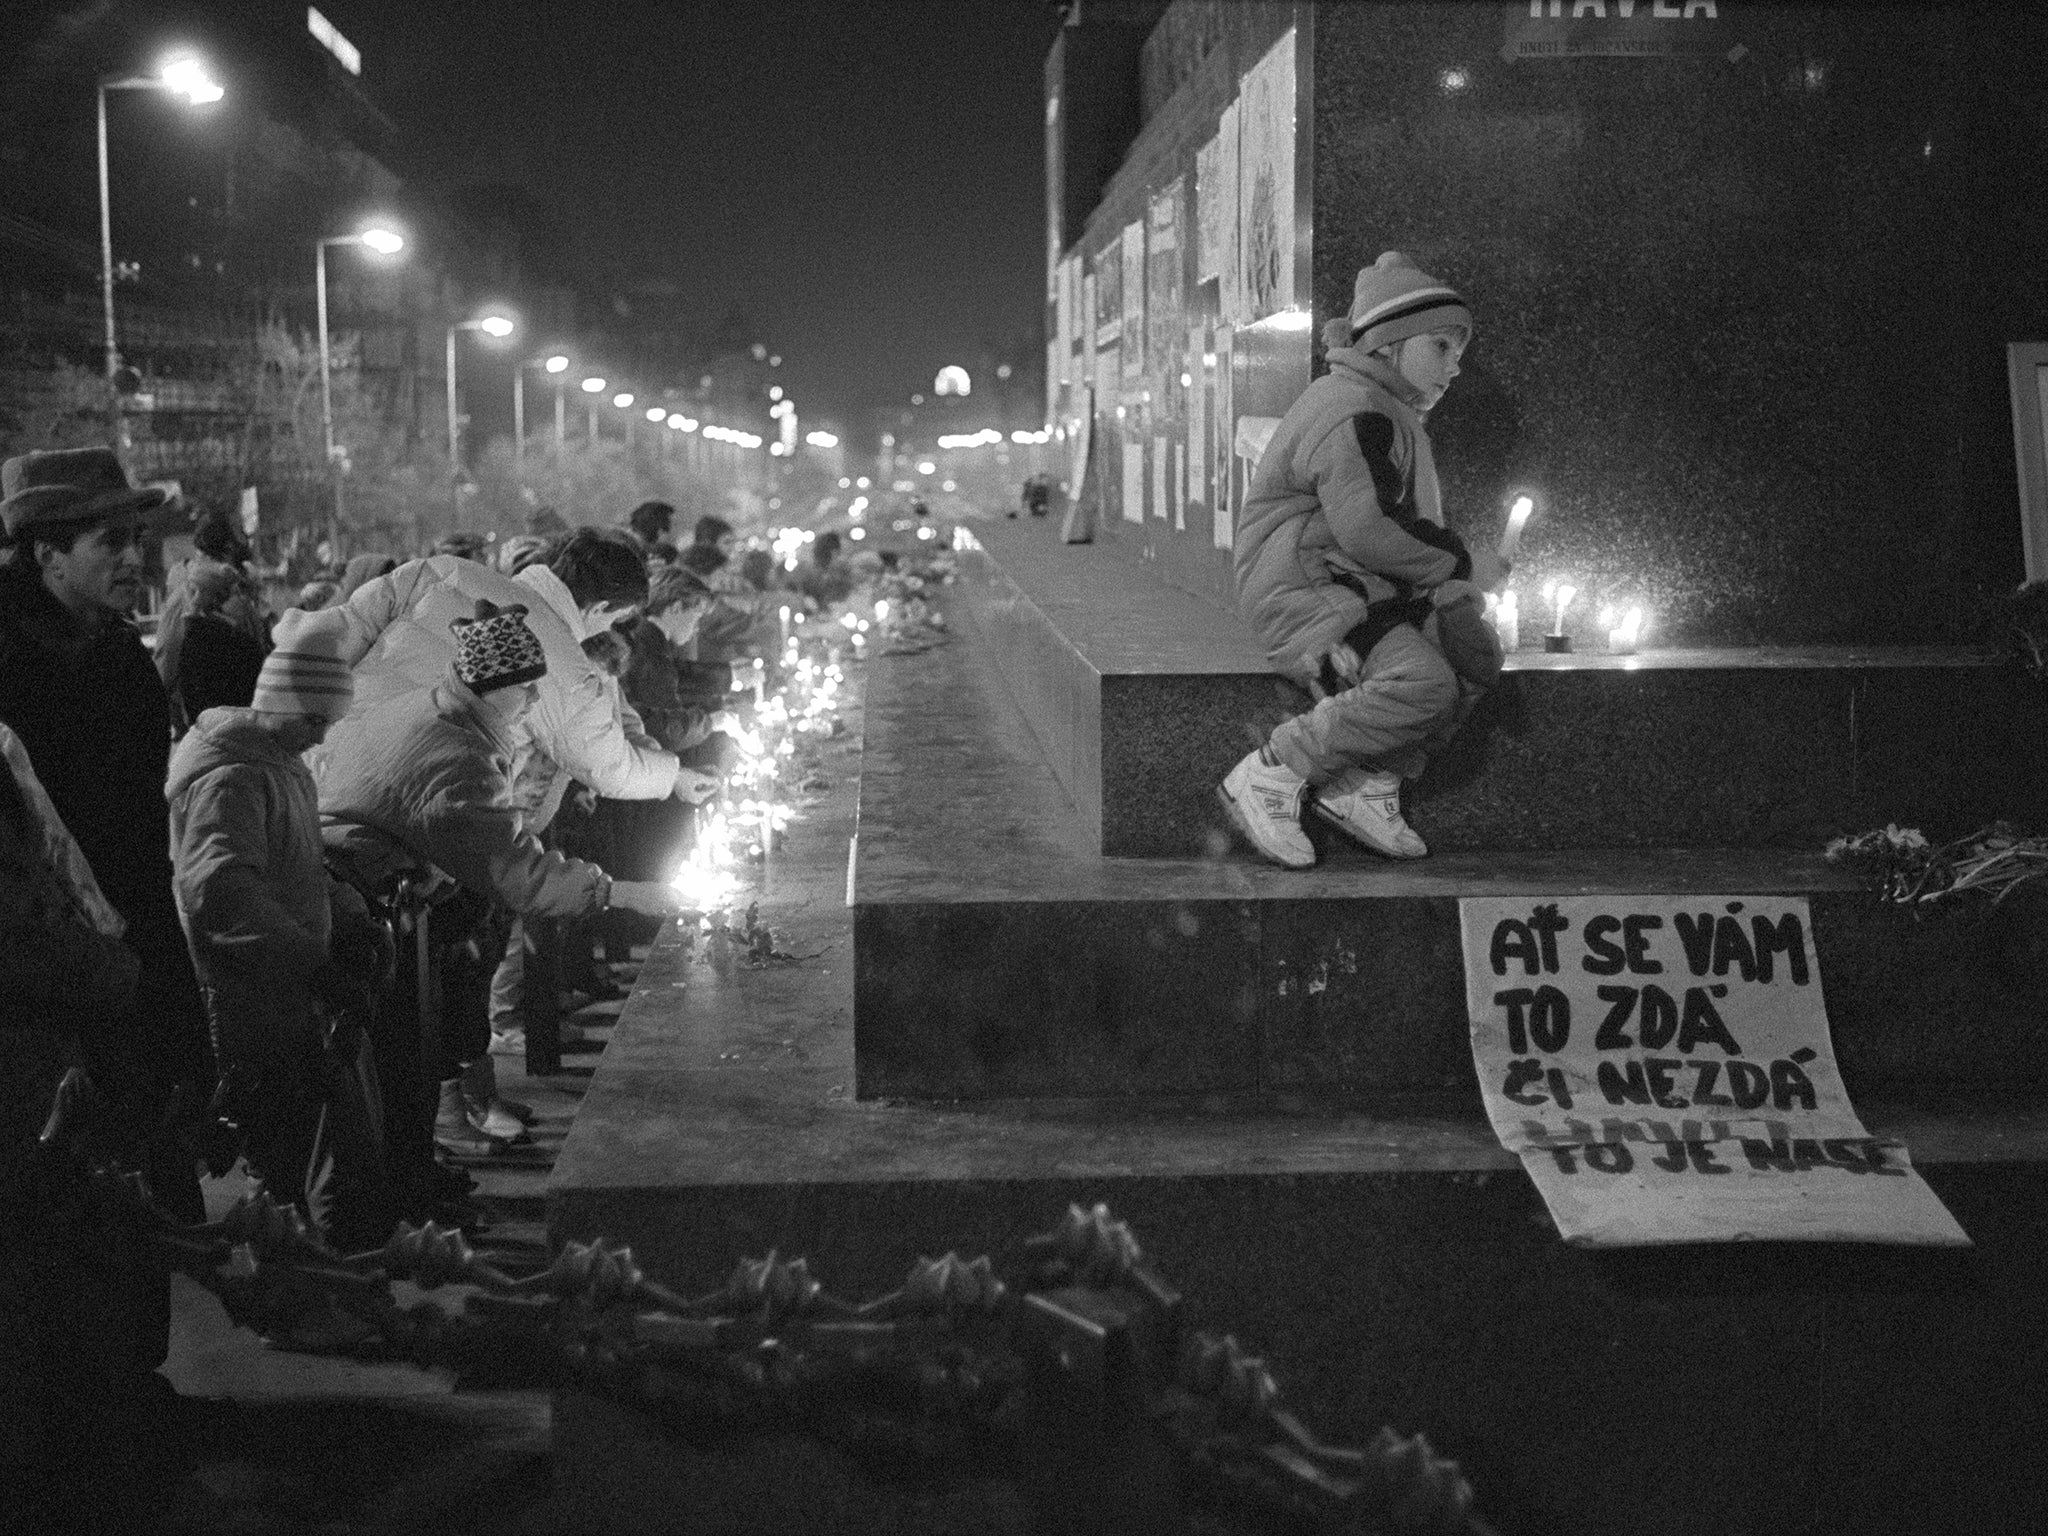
[1460,895,1968,1247]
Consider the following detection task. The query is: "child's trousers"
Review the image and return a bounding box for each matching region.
[1267,604,1494,785]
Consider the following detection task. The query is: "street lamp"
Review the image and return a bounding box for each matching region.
[581,376,606,440]
[515,352,572,461]
[98,51,224,414]
[446,312,516,519]
[316,221,405,549]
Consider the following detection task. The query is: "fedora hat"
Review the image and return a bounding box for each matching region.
[1,447,172,538]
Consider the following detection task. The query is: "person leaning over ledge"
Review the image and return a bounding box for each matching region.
[316,601,687,1161]
[302,526,717,814]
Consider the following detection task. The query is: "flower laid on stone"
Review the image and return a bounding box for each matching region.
[1826,821,2048,911]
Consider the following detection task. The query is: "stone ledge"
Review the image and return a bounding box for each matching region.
[552,655,2048,1536]
[854,591,2048,1102]
[954,518,2048,856]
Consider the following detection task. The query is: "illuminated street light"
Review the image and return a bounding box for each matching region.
[581,376,606,392]
[315,219,406,547]
[805,431,838,449]
[613,392,634,408]
[646,405,667,422]
[447,311,518,519]
[516,349,574,460]
[98,51,225,411]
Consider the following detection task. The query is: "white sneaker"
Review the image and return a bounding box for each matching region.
[434,1080,510,1158]
[1217,749,1316,869]
[1313,768,1428,859]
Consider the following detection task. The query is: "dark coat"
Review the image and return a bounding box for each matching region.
[0,566,211,1098]
[174,611,269,723]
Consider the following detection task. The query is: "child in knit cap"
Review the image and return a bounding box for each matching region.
[167,609,382,1241]
[1221,251,1511,868]
[316,601,685,1168]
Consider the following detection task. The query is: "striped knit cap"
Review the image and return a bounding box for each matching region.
[1346,251,1472,354]
[250,608,355,720]
[450,600,548,695]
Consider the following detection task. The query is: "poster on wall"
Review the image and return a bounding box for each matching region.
[1211,325,1234,550]
[1120,220,1146,382]
[1054,255,1073,386]
[1187,322,1208,528]
[1237,30,1296,322]
[1459,895,1969,1248]
[1147,179,1185,399]
[1214,100,1242,322]
[1195,121,1231,285]
[1094,239,1121,347]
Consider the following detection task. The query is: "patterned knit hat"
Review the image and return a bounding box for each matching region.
[450,600,548,695]
[250,609,355,720]
[1346,251,1472,353]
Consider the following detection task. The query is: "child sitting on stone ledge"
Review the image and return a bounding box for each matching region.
[1221,250,1510,868]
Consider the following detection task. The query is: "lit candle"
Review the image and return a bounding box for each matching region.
[1500,495,1535,561]
[1549,584,1576,637]
[1544,582,1577,654]
[1494,590,1519,651]
[1608,606,1646,656]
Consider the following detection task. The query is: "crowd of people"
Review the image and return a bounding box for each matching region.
[0,449,863,1515]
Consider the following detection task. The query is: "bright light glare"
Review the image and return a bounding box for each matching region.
[612,392,634,408]
[582,377,606,393]
[856,477,870,489]
[646,406,666,421]
[545,355,570,373]
[916,461,936,475]
[848,526,866,540]
[805,431,838,448]
[159,55,224,104]
[477,315,515,338]
[358,226,404,255]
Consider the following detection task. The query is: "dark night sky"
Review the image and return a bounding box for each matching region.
[323,0,1065,430]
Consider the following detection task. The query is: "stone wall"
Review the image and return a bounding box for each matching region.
[1059,1,2048,645]
[1315,3,2048,646]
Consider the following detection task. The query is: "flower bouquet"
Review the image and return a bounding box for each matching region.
[1825,821,2048,911]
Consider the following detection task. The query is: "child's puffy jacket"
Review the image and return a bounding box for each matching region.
[1232,341,1472,685]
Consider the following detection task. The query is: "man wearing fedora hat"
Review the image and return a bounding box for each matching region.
[0,447,216,1500]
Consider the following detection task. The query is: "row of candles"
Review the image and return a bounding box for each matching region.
[1493,495,1647,655]
[669,595,891,914]
[1486,586,1647,655]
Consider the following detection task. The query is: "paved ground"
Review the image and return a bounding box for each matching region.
[156,983,634,1535]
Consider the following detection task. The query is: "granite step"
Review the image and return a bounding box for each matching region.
[853,586,2048,1103]
[549,662,2048,1536]
[954,518,2048,857]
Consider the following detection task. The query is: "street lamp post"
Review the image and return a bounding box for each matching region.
[446,313,516,522]
[98,53,223,429]
[581,376,606,441]
[515,353,571,462]
[315,224,404,553]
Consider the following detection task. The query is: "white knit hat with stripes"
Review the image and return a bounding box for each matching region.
[1346,251,1472,353]
[249,609,354,720]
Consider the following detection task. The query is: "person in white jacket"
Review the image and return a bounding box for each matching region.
[306,527,718,814]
